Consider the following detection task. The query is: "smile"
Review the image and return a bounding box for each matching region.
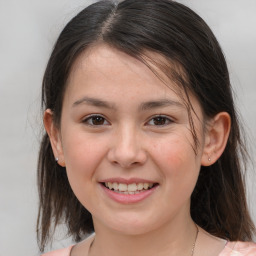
[104,182,155,194]
[101,181,159,204]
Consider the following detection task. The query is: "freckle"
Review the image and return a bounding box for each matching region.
[153,144,157,148]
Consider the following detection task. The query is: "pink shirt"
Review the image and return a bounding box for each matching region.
[42,241,256,256]
[42,245,73,256]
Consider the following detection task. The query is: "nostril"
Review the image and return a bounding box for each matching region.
[111,160,140,168]
[107,144,147,168]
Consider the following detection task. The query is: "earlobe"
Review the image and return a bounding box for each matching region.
[44,109,66,167]
[201,112,231,166]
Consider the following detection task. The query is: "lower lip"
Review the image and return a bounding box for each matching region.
[100,184,158,204]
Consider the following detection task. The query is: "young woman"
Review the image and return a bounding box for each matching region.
[37,0,256,255]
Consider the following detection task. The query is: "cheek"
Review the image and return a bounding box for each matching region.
[61,133,110,209]
[61,131,108,183]
[152,134,201,187]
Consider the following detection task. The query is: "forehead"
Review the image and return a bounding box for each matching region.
[65,44,195,108]
[69,44,171,86]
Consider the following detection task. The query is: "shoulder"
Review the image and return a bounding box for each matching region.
[41,234,95,256]
[41,245,73,256]
[220,241,256,256]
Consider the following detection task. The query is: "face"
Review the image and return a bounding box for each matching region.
[51,44,210,235]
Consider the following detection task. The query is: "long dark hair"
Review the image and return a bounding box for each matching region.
[37,0,255,251]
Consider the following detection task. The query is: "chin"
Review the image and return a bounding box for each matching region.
[112,224,152,236]
[103,214,158,236]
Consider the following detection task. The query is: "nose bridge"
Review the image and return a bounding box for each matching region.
[120,124,137,153]
[108,122,146,167]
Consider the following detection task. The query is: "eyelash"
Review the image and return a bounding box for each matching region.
[146,115,174,126]
[82,114,173,127]
[82,114,110,126]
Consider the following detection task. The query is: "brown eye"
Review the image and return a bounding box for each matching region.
[83,115,109,126]
[147,115,173,126]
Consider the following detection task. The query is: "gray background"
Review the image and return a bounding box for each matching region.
[0,0,255,255]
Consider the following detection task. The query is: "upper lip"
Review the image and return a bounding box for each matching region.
[99,177,158,184]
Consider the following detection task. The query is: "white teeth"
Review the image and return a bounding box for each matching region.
[113,182,118,190]
[107,182,113,189]
[143,183,149,190]
[104,182,154,193]
[137,183,144,191]
[128,183,137,192]
[118,183,128,191]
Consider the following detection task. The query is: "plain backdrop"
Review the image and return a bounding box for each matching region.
[0,1,255,255]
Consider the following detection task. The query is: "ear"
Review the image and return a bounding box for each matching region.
[44,109,66,167]
[201,112,231,166]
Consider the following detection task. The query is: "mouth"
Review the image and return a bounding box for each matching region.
[102,182,159,194]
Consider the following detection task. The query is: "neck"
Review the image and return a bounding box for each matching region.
[89,217,198,256]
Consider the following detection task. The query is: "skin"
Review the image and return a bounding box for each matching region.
[45,44,231,256]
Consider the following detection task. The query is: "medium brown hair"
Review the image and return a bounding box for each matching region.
[37,0,255,252]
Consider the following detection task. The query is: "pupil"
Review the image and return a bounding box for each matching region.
[92,116,104,125]
[154,117,166,125]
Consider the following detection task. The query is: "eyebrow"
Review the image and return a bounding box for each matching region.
[72,97,115,109]
[72,96,184,111]
[139,99,184,111]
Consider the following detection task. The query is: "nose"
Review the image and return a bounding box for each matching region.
[107,125,147,168]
